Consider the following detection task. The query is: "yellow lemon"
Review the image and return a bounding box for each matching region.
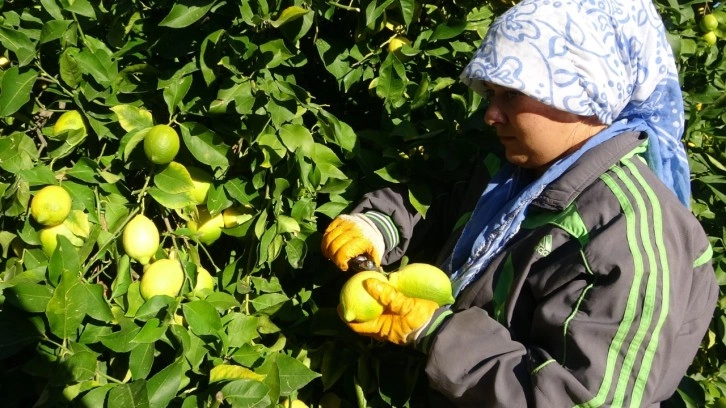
[188,207,225,245]
[222,206,255,228]
[193,266,215,293]
[39,222,82,256]
[52,110,86,139]
[339,270,389,323]
[140,258,184,300]
[187,166,213,205]
[122,214,160,265]
[143,124,180,165]
[30,185,72,227]
[388,263,455,306]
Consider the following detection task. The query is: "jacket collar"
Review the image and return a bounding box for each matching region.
[530,131,647,211]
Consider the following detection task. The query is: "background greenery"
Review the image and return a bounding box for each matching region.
[0,0,724,407]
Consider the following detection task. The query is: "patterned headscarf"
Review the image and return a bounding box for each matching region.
[448,0,689,295]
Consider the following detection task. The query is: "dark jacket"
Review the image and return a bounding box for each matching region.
[351,131,718,407]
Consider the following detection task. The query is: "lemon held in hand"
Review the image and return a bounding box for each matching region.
[30,185,72,227]
[123,214,160,265]
[339,270,389,323]
[144,124,180,165]
[140,258,184,300]
[388,263,455,306]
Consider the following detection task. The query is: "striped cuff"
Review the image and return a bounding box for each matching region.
[363,211,400,252]
[414,308,453,354]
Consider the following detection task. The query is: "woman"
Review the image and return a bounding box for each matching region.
[320,0,718,406]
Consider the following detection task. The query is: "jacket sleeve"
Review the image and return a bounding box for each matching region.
[350,185,422,265]
[417,221,718,407]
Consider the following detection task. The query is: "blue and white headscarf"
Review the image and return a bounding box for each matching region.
[448,0,690,295]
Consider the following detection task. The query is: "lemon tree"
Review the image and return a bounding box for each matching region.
[0,1,723,407]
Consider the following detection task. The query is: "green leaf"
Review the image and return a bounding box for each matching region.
[159,0,217,28]
[67,158,100,183]
[148,187,195,209]
[270,6,310,28]
[111,105,154,132]
[0,67,38,117]
[100,323,142,353]
[275,354,321,396]
[146,358,183,408]
[226,313,260,348]
[179,122,230,168]
[5,282,53,313]
[154,162,194,194]
[80,283,114,322]
[183,299,223,336]
[250,293,289,314]
[430,20,468,41]
[0,132,39,172]
[0,26,35,66]
[210,364,266,382]
[129,343,155,380]
[131,318,167,343]
[47,235,81,287]
[376,53,406,102]
[59,48,82,88]
[45,268,87,339]
[107,380,150,408]
[65,0,96,18]
[219,379,271,407]
[163,75,193,115]
[278,123,314,155]
[40,20,73,44]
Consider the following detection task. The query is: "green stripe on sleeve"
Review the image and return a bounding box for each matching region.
[609,165,663,408]
[621,160,670,408]
[693,244,713,268]
[364,211,400,251]
[574,172,645,408]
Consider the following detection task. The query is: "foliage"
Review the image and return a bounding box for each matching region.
[0,0,723,407]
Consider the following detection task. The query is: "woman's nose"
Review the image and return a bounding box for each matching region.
[484,102,506,126]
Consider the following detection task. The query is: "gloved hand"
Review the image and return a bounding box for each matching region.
[342,279,439,345]
[321,214,385,271]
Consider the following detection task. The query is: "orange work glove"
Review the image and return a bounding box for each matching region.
[343,279,439,345]
[321,214,385,271]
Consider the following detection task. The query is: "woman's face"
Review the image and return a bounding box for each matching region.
[483,83,606,174]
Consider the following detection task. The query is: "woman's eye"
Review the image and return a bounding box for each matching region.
[505,90,522,100]
[483,89,495,100]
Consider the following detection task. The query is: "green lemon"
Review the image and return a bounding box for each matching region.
[123,214,160,265]
[52,110,86,139]
[388,263,455,306]
[143,124,180,165]
[339,270,389,322]
[701,14,719,32]
[703,30,718,45]
[188,207,225,245]
[30,185,72,227]
[140,259,184,300]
